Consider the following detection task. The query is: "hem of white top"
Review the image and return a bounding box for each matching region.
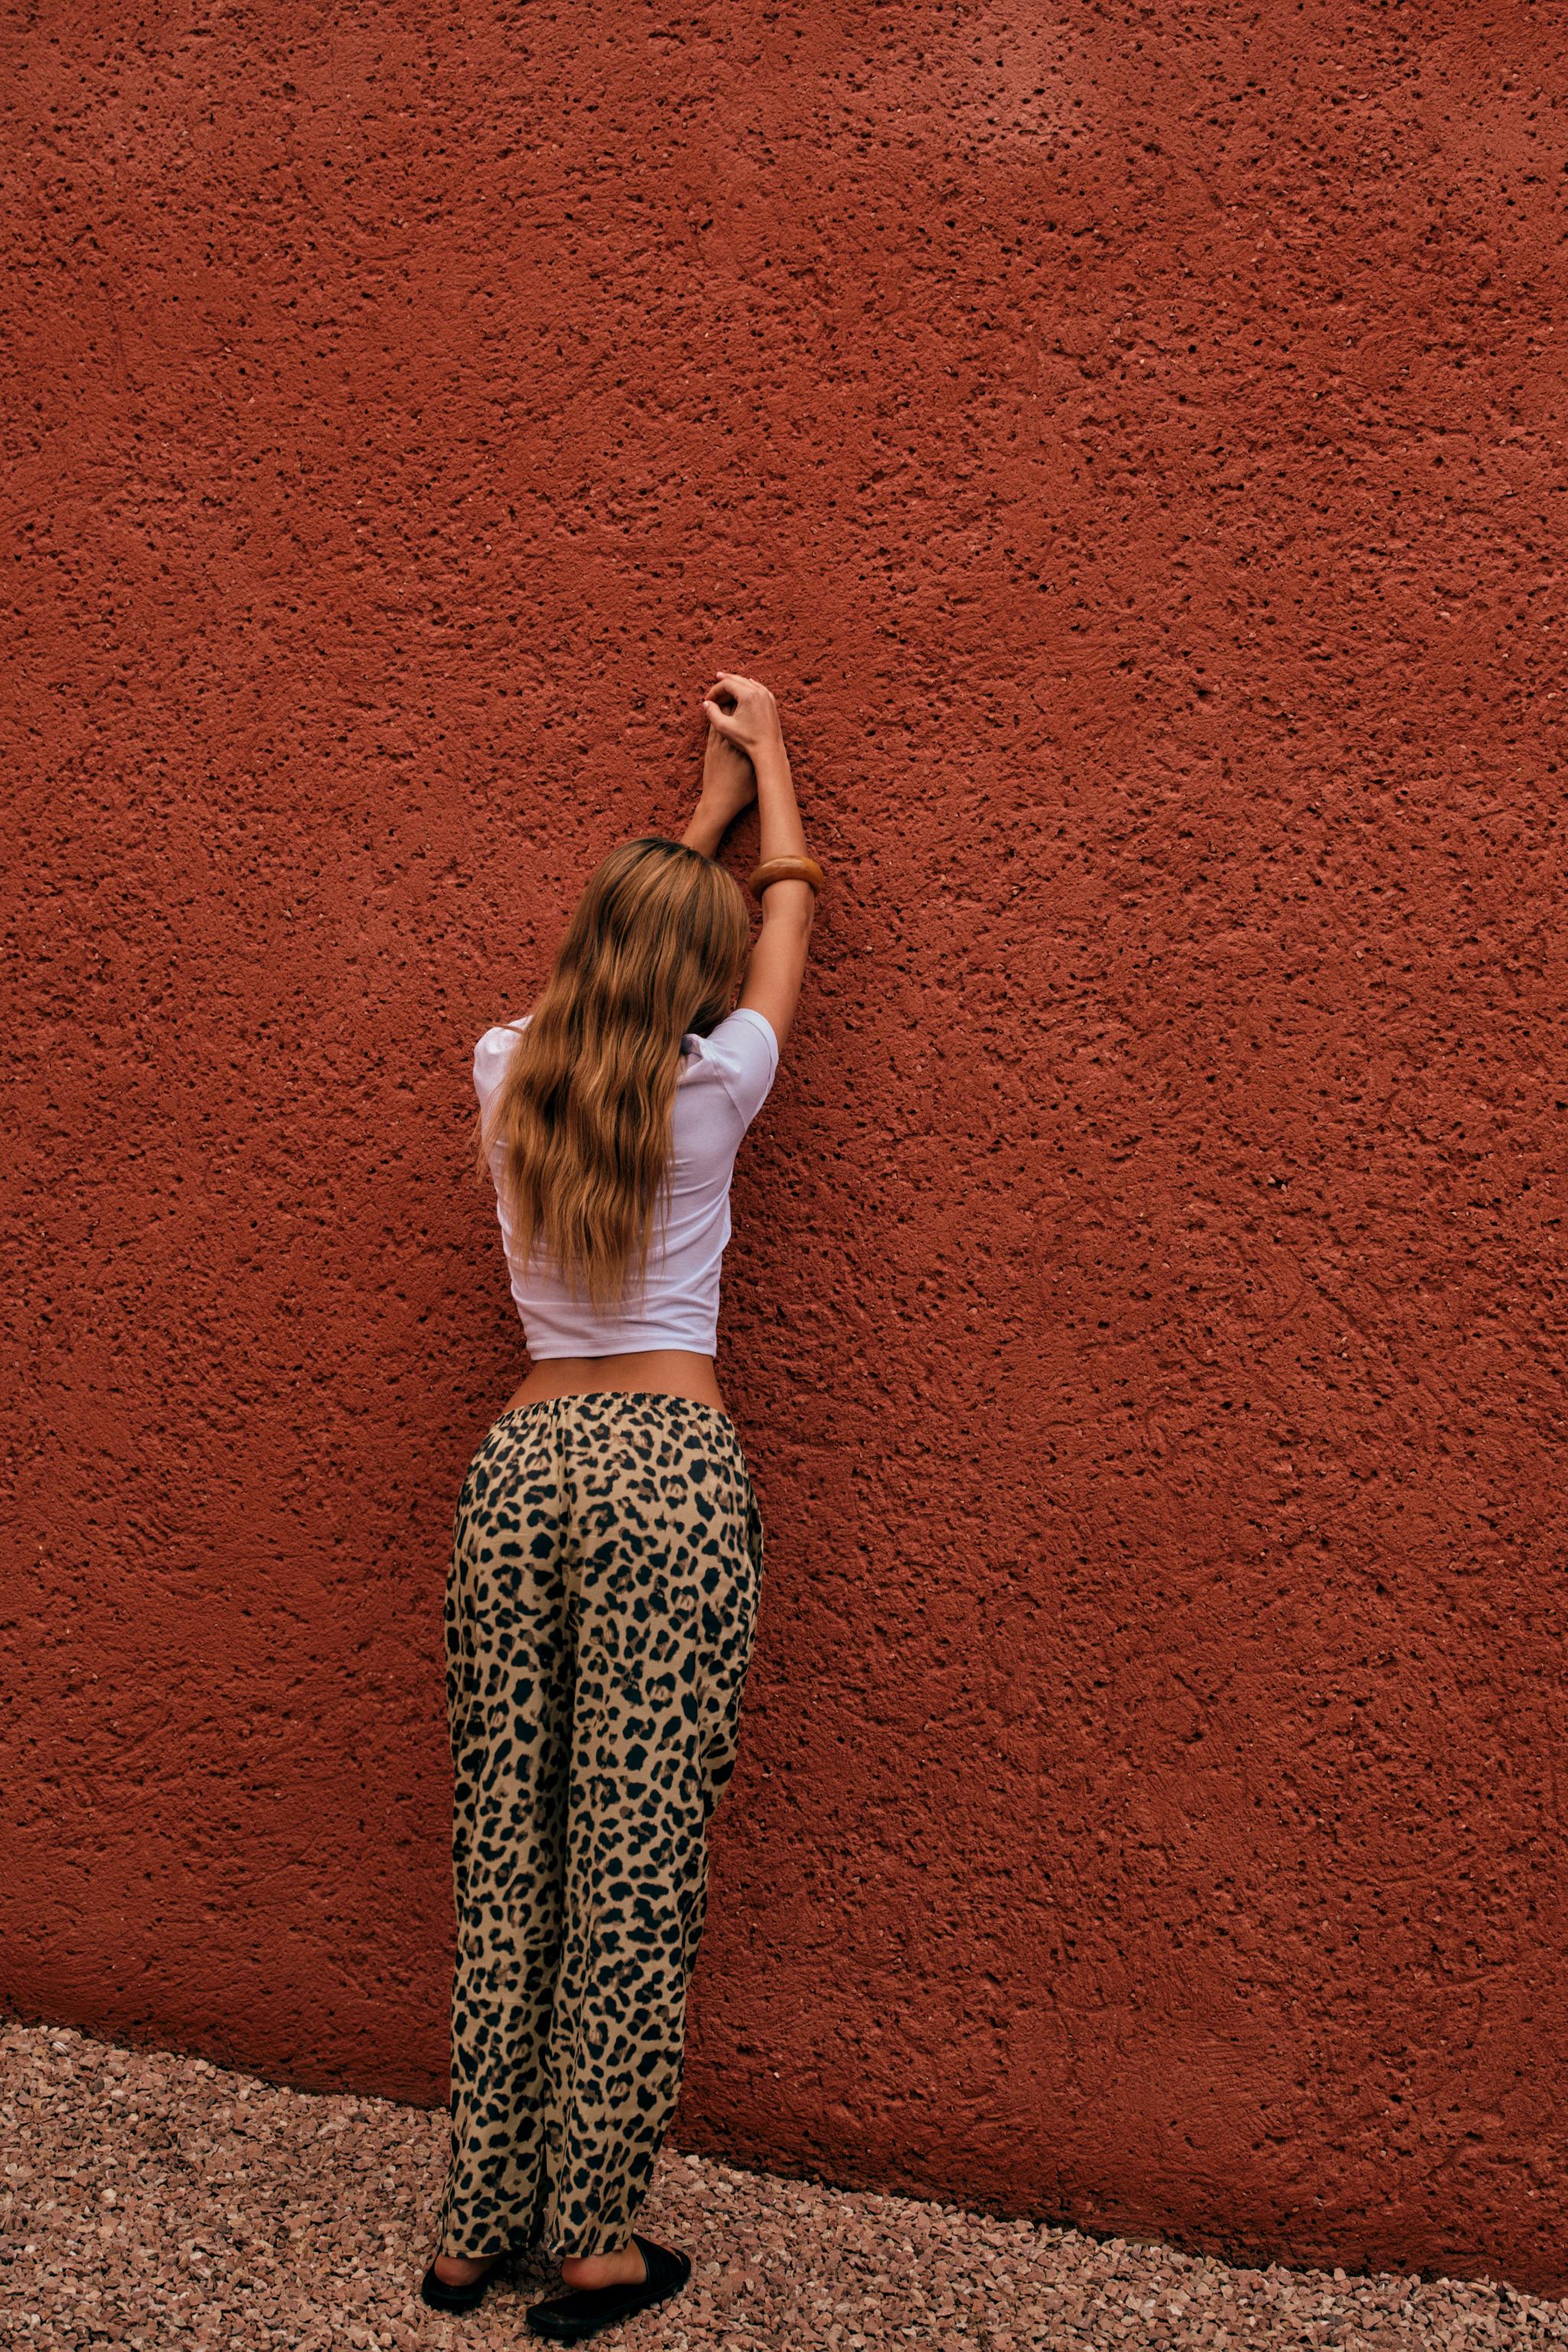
[521,1344,720,1362]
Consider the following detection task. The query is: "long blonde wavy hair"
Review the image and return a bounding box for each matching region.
[477,836,753,1312]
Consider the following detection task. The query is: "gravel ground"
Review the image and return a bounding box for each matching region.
[2,2020,1562,2350]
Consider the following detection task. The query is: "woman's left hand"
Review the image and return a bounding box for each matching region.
[697,720,757,829]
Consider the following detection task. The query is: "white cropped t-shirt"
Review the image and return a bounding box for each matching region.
[472,1004,779,1359]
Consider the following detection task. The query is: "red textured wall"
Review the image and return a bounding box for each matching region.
[5,0,1565,2296]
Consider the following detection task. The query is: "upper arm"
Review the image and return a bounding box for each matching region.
[737,886,814,1053]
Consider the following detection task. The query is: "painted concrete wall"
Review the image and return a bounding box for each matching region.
[5,0,1564,2296]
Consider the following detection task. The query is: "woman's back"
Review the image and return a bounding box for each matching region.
[474,1004,779,1361]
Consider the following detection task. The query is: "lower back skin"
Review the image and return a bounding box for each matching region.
[505,1348,728,1415]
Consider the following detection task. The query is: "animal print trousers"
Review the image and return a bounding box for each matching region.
[433,1390,766,2262]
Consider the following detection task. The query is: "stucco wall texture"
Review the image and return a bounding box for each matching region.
[3,0,1564,2296]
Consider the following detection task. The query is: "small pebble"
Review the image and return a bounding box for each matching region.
[2,2020,1563,2348]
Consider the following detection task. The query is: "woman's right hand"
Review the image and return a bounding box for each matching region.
[701,671,785,762]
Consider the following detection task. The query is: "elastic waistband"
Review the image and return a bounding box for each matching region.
[493,1390,741,1439]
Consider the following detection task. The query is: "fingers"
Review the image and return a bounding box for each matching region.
[702,674,779,743]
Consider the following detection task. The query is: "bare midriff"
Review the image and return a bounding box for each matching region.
[503,1348,727,1416]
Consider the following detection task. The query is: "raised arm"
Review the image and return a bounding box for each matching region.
[698,673,816,1053]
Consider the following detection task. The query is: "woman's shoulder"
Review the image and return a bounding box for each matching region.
[473,1004,778,1125]
[680,1006,779,1124]
[472,1010,531,1104]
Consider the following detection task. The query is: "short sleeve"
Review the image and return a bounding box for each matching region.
[473,1014,529,1110]
[698,1006,779,1128]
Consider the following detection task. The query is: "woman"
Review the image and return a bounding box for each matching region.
[420,672,820,2343]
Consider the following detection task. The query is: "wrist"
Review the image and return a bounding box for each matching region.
[751,738,790,785]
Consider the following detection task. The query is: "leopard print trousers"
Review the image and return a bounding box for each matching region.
[433,1390,766,2262]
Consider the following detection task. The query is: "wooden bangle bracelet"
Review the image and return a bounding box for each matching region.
[749,854,824,898]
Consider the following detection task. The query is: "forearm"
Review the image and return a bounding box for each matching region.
[679,802,728,859]
[753,743,809,865]
[751,743,814,929]
[681,743,809,869]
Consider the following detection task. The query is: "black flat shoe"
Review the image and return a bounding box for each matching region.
[418,2246,512,2312]
[525,2233,691,2342]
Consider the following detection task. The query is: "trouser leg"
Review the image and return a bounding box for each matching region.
[539,1400,765,2259]
[435,1410,572,2259]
